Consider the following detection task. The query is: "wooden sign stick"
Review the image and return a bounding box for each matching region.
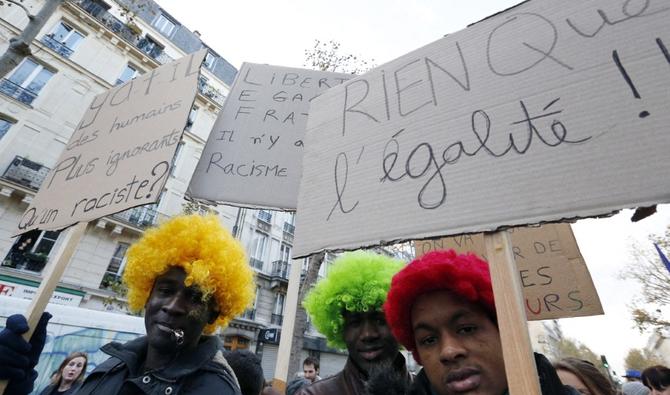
[0,221,88,394]
[484,230,542,395]
[272,257,303,392]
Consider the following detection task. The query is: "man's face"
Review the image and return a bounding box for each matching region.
[303,363,318,382]
[342,310,399,374]
[144,266,218,353]
[411,290,507,395]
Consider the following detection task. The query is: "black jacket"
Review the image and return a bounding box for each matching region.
[379,353,574,395]
[74,335,241,395]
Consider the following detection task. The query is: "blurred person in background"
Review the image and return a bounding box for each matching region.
[642,365,670,395]
[554,358,617,395]
[39,352,88,395]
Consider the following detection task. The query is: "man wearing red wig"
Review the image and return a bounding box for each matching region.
[383,249,573,395]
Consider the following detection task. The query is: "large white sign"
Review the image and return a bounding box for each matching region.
[187,63,352,210]
[294,0,670,257]
[0,280,83,306]
[16,50,207,234]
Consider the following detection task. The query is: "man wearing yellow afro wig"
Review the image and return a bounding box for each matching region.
[296,251,411,395]
[72,214,255,395]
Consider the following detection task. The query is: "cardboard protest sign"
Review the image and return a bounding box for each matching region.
[187,63,352,210]
[414,223,603,320]
[15,50,207,234]
[293,0,670,257]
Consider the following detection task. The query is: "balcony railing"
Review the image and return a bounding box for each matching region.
[271,314,283,326]
[283,222,295,235]
[41,35,75,58]
[242,309,256,320]
[2,156,50,190]
[0,79,38,105]
[197,76,226,106]
[1,251,48,272]
[249,257,264,270]
[76,0,172,64]
[258,210,272,224]
[99,272,121,290]
[112,205,159,228]
[271,260,289,280]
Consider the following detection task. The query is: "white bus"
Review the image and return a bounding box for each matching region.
[0,296,145,394]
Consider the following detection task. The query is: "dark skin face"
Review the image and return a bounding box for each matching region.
[342,310,399,374]
[143,266,219,370]
[411,290,506,395]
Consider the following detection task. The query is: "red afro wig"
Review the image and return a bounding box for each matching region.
[383,249,496,362]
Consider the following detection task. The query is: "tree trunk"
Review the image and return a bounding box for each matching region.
[0,0,65,79]
[287,251,324,379]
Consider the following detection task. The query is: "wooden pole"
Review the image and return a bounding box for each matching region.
[272,257,303,392]
[484,230,542,395]
[0,221,88,394]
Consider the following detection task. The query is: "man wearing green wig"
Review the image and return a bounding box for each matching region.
[296,251,411,395]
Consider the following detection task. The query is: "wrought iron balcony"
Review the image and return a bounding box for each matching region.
[77,0,141,45]
[111,205,159,228]
[2,156,50,190]
[271,260,289,280]
[271,313,283,326]
[283,222,295,235]
[242,309,256,320]
[249,257,264,270]
[0,79,38,105]
[257,210,272,224]
[41,35,75,58]
[1,251,48,272]
[197,76,226,106]
[76,0,172,65]
[99,272,121,290]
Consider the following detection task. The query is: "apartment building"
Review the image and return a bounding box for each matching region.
[0,0,348,380]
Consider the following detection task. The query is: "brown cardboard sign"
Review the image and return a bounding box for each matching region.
[293,0,670,257]
[187,63,352,210]
[414,224,604,320]
[15,50,207,234]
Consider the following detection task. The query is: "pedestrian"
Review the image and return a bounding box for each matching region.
[622,381,651,395]
[383,249,575,395]
[296,251,410,395]
[0,214,255,395]
[554,358,617,395]
[624,369,644,383]
[224,350,265,395]
[641,365,670,395]
[38,352,88,395]
[302,356,321,383]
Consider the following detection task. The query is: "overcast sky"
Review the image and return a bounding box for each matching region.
[154,0,669,374]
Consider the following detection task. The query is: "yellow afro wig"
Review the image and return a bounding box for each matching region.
[303,251,404,349]
[123,214,255,334]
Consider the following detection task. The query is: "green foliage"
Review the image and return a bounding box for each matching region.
[622,226,670,332]
[304,39,375,74]
[624,348,664,371]
[554,337,601,367]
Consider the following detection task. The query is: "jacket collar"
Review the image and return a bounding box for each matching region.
[100,335,222,379]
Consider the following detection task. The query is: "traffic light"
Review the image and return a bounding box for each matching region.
[600,355,610,369]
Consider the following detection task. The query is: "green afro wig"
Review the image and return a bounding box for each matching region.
[123,214,255,334]
[303,251,404,349]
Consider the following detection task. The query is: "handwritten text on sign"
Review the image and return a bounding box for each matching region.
[16,50,206,234]
[187,63,352,210]
[293,0,670,257]
[415,224,603,320]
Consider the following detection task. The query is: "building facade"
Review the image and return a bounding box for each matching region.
[0,0,347,380]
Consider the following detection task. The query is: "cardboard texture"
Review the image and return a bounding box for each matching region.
[15,50,207,234]
[187,63,352,210]
[293,0,670,257]
[414,223,604,320]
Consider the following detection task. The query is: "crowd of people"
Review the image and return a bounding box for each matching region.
[0,214,668,395]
